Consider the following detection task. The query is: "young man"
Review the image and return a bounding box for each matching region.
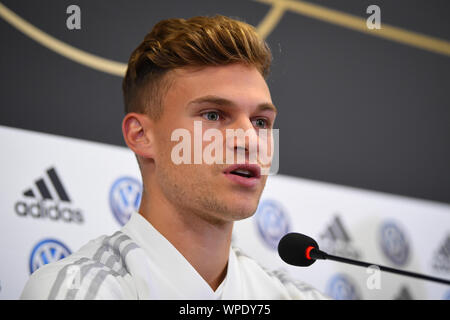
[21,15,327,299]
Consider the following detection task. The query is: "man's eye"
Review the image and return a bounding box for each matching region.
[202,111,221,121]
[253,118,269,128]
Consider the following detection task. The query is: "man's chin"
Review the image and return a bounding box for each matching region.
[226,200,260,221]
[227,189,265,217]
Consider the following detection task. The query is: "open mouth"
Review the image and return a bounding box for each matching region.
[224,164,261,179]
[229,169,255,178]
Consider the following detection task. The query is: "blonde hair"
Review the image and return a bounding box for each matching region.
[122,15,272,118]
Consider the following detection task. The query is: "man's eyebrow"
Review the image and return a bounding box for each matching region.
[187,95,277,114]
[257,102,278,115]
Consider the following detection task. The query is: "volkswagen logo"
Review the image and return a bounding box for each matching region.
[379,221,410,267]
[444,289,450,300]
[29,239,71,274]
[255,199,291,250]
[326,274,360,300]
[109,176,142,226]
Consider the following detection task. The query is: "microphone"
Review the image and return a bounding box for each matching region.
[278,232,450,286]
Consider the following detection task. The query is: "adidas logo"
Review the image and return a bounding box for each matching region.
[393,286,413,300]
[321,215,351,242]
[14,167,84,224]
[432,235,450,274]
[22,167,71,202]
[319,215,361,259]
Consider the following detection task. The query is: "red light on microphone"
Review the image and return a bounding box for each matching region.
[305,246,315,260]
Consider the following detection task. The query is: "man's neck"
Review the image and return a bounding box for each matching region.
[138,190,233,291]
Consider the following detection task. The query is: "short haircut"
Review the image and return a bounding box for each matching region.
[122,15,272,119]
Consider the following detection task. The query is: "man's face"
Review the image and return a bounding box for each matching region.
[151,63,276,224]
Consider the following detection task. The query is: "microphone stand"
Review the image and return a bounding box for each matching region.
[310,248,450,286]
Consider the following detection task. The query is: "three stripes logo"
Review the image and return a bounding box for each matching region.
[393,286,414,300]
[23,167,71,202]
[432,234,450,274]
[319,215,361,259]
[14,167,84,224]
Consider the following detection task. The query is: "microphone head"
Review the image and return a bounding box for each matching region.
[277,232,319,267]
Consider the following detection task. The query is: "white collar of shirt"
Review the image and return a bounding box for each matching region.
[121,212,243,299]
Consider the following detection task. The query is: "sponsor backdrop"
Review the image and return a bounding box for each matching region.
[0,1,449,299]
[1,125,449,300]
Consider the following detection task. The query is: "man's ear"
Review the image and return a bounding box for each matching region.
[122,112,155,159]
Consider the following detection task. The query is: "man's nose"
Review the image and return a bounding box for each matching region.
[225,116,258,155]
